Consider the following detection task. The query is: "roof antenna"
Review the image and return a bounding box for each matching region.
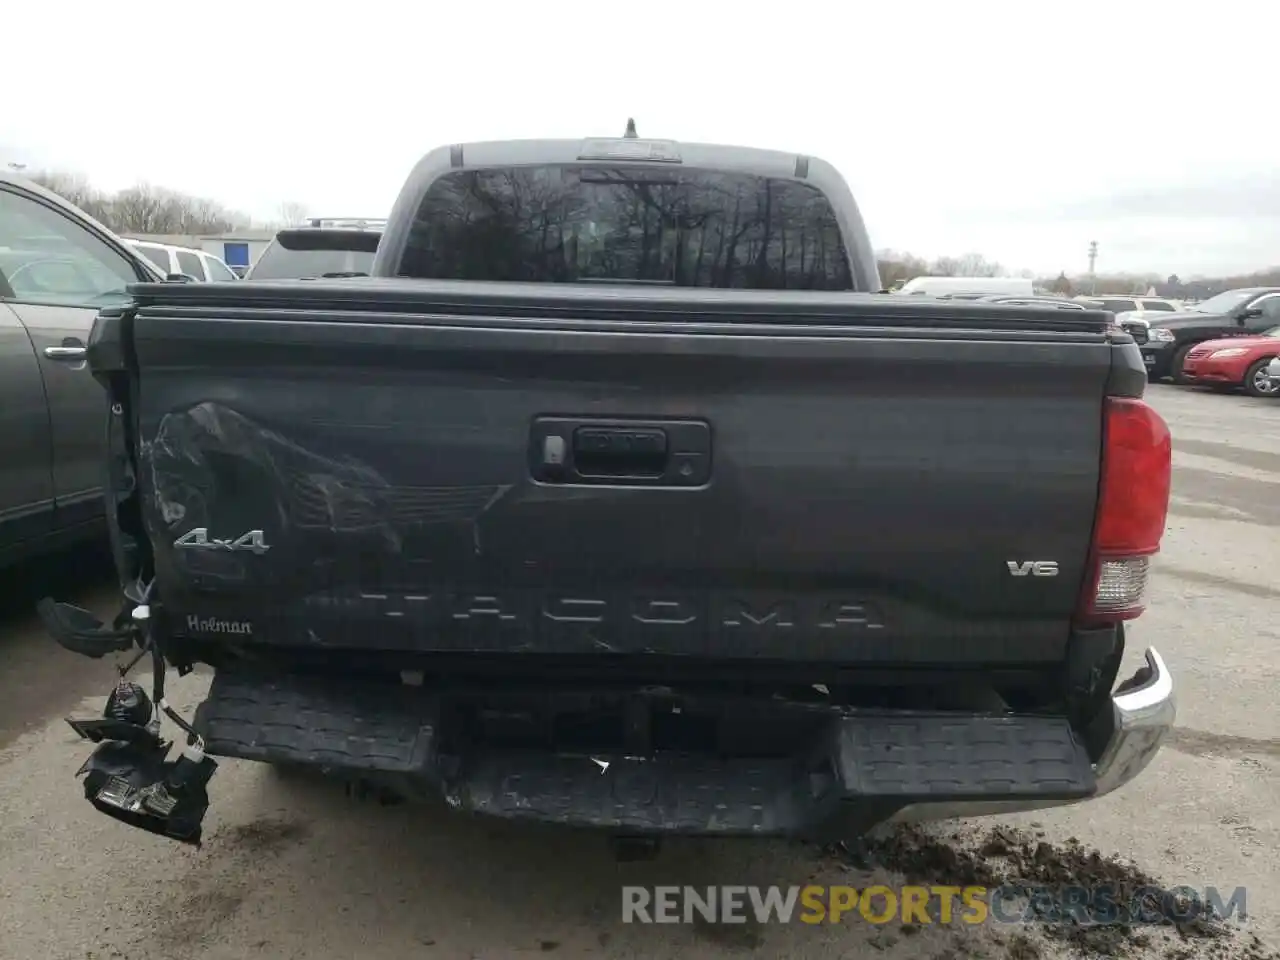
[623,118,638,139]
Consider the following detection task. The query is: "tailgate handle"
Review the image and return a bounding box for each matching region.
[572,427,668,477]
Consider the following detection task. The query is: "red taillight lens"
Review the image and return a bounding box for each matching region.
[1076,398,1172,624]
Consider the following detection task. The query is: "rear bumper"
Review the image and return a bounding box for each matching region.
[890,647,1174,823]
[193,647,1175,836]
[1181,357,1249,385]
[1141,344,1174,377]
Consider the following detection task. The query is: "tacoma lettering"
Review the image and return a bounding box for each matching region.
[721,599,796,629]
[451,595,518,621]
[631,599,698,625]
[542,597,608,623]
[342,591,884,631]
[818,601,882,629]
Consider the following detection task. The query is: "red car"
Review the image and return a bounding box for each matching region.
[1180,325,1280,397]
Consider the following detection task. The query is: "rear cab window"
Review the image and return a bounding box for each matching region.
[397,165,855,289]
[1140,300,1175,311]
[249,229,379,280]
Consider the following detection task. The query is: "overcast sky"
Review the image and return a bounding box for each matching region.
[4,1,1276,277]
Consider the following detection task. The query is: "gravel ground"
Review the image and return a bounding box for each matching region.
[0,384,1276,960]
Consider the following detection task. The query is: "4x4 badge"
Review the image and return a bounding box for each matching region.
[173,527,270,555]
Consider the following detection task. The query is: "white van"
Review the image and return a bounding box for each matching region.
[896,276,1034,298]
[124,239,239,282]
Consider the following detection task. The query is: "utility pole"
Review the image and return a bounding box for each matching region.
[1087,240,1098,295]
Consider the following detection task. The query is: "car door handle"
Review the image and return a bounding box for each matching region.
[44,346,87,361]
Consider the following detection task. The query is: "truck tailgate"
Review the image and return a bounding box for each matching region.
[101,282,1115,669]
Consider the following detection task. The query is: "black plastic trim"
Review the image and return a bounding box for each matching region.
[123,279,1113,336]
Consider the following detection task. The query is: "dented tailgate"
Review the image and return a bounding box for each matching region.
[92,281,1115,670]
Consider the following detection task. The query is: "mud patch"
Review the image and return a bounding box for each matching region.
[215,816,312,854]
[1171,440,1280,475]
[832,824,1280,960]
[1006,932,1042,960]
[692,913,765,950]
[1157,565,1280,602]
[128,815,312,957]
[154,890,246,951]
[1168,729,1280,762]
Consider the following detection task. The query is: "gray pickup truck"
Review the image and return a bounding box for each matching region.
[43,130,1177,853]
[0,170,164,567]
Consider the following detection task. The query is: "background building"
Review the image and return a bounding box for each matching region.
[121,229,278,272]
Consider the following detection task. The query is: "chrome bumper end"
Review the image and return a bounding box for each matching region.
[889,646,1176,824]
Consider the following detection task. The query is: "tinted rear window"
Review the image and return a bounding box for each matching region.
[1098,298,1138,312]
[248,230,379,280]
[398,166,854,290]
[1140,300,1175,311]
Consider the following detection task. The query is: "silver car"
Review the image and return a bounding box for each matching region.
[1267,355,1280,391]
[0,169,163,566]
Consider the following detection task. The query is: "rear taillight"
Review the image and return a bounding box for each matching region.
[1076,397,1172,625]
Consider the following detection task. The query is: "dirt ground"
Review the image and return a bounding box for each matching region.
[0,384,1276,960]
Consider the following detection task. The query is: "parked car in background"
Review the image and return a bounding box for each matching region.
[124,238,238,282]
[1140,288,1280,383]
[977,295,1089,310]
[1107,312,1152,344]
[1180,325,1280,397]
[897,276,1033,297]
[1076,295,1183,315]
[1265,355,1280,391]
[245,219,383,280]
[0,169,164,566]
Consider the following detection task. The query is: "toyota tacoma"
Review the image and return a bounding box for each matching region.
[42,126,1176,852]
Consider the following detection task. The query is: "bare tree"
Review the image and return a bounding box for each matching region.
[24,169,250,235]
[931,255,961,277]
[278,200,309,226]
[875,248,929,289]
[952,252,1004,277]
[111,183,172,233]
[26,170,114,224]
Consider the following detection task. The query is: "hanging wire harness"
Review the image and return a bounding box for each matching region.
[39,583,218,846]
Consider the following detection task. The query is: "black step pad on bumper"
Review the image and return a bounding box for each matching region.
[194,672,1097,836]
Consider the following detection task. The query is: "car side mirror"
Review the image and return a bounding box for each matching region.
[1238,306,1262,322]
[164,273,196,283]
